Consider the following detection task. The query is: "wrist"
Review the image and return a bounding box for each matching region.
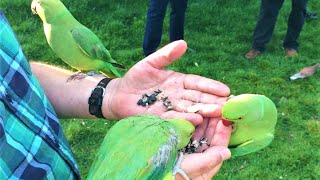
[88,78,113,118]
[101,78,120,119]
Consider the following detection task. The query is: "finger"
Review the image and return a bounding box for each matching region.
[210,120,232,147]
[190,161,224,180]
[170,99,223,117]
[145,40,187,70]
[179,89,228,104]
[192,118,209,141]
[189,104,223,117]
[179,146,231,179]
[195,118,221,153]
[183,74,230,97]
[201,118,220,147]
[206,162,224,178]
[204,118,220,143]
[193,118,209,153]
[160,111,203,126]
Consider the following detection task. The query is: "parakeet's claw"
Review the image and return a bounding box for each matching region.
[172,151,190,180]
[67,71,88,82]
[31,0,38,14]
[66,71,106,82]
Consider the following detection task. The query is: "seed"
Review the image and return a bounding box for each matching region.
[149,94,157,101]
[137,99,143,105]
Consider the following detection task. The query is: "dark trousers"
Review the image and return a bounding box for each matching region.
[252,0,308,52]
[143,0,188,56]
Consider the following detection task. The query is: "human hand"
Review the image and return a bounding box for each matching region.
[99,40,231,179]
[103,40,230,126]
[176,119,232,180]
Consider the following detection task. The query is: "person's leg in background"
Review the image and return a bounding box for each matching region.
[252,0,285,52]
[283,0,308,56]
[143,0,170,56]
[169,0,188,42]
[245,0,284,59]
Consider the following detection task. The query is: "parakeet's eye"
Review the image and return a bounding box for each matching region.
[238,116,244,120]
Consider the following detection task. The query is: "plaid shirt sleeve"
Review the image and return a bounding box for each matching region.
[0,11,80,179]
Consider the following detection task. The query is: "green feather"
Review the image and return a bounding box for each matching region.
[222,94,278,157]
[32,0,125,78]
[87,114,194,180]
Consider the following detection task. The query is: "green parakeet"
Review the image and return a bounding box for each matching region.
[221,94,277,157]
[31,0,125,79]
[87,114,195,180]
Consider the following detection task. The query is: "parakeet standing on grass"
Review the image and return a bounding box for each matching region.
[31,0,125,80]
[87,114,195,180]
[221,94,277,157]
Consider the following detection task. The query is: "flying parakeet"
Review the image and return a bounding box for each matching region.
[31,0,125,80]
[87,114,195,180]
[221,94,277,157]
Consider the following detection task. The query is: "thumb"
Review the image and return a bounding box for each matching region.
[178,146,231,179]
[144,40,187,70]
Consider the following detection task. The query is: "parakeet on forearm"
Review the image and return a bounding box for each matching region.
[221,94,277,157]
[31,0,125,80]
[87,114,195,180]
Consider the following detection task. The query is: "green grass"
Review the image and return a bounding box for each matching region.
[1,0,320,179]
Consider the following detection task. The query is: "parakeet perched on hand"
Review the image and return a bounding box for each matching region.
[87,114,195,180]
[221,94,277,157]
[31,0,125,80]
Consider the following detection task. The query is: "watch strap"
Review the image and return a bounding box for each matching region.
[88,78,113,118]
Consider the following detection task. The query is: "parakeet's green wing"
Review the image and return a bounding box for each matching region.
[70,26,125,69]
[87,115,178,180]
[135,124,177,180]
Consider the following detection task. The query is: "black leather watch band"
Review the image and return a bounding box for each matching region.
[88,78,113,118]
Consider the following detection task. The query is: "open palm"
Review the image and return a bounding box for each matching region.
[106,40,230,126]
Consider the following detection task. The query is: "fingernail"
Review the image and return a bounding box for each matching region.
[220,148,231,160]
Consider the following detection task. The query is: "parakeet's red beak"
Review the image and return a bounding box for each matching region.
[221,117,233,126]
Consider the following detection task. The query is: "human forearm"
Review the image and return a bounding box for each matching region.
[29,40,230,124]
[30,62,116,119]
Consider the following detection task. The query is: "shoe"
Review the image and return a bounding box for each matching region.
[305,12,317,20]
[285,48,298,58]
[245,49,261,60]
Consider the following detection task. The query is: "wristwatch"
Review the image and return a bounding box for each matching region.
[88,78,113,118]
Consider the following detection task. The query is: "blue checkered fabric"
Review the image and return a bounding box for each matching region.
[0,11,80,179]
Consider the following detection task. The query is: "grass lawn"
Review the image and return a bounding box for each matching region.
[1,0,319,179]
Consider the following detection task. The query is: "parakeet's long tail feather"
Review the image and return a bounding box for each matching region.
[100,63,122,78]
[111,62,126,69]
